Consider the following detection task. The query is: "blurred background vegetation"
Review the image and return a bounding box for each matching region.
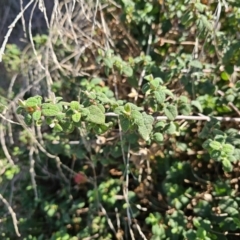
[1,0,240,239]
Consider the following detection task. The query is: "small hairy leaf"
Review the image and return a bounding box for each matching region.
[25,97,39,107]
[124,103,132,113]
[122,65,133,77]
[42,103,61,117]
[104,57,114,68]
[222,144,234,156]
[150,79,160,90]
[86,105,105,124]
[24,114,32,125]
[32,110,41,121]
[61,121,75,133]
[138,113,154,141]
[16,106,24,114]
[164,104,178,120]
[179,96,188,103]
[114,106,125,115]
[154,90,165,104]
[96,93,110,104]
[200,15,213,31]
[91,77,102,85]
[153,132,164,143]
[70,101,80,110]
[164,122,176,134]
[142,83,150,94]
[138,125,150,141]
[54,124,63,132]
[191,100,203,112]
[221,72,230,81]
[210,150,221,160]
[202,139,211,150]
[97,104,105,113]
[222,159,233,172]
[179,103,191,115]
[195,2,206,12]
[55,113,66,121]
[163,89,174,98]
[131,110,143,126]
[81,108,90,117]
[119,115,131,132]
[209,140,222,150]
[72,112,81,123]
[144,74,154,81]
[190,60,203,69]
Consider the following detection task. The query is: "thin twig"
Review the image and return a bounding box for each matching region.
[217,90,240,116]
[29,146,38,200]
[0,0,35,62]
[106,113,240,122]
[0,124,15,165]
[0,194,20,237]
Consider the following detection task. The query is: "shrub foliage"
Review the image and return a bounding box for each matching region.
[1,0,240,240]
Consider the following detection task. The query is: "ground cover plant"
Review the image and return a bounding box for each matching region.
[1,0,240,239]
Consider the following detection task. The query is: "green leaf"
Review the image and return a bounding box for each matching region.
[122,65,133,77]
[190,60,203,69]
[24,114,32,125]
[222,158,233,172]
[163,89,174,98]
[70,101,80,110]
[72,112,81,122]
[221,72,230,81]
[119,115,131,132]
[164,104,178,120]
[179,96,188,103]
[97,104,105,113]
[142,83,150,94]
[16,106,24,114]
[96,93,110,104]
[191,100,203,112]
[150,79,161,90]
[202,139,211,150]
[81,108,90,117]
[164,122,176,134]
[179,103,191,115]
[53,124,63,132]
[86,105,105,124]
[210,150,221,160]
[87,92,96,99]
[154,77,163,84]
[209,140,222,150]
[55,97,63,103]
[222,144,234,156]
[144,74,154,81]
[32,110,41,121]
[25,97,39,107]
[90,77,102,85]
[61,121,75,133]
[195,2,207,12]
[153,90,165,104]
[131,110,143,126]
[153,132,164,143]
[200,15,213,31]
[55,113,66,121]
[225,94,235,102]
[18,99,26,107]
[104,57,114,68]
[138,113,154,141]
[42,103,61,117]
[124,103,132,113]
